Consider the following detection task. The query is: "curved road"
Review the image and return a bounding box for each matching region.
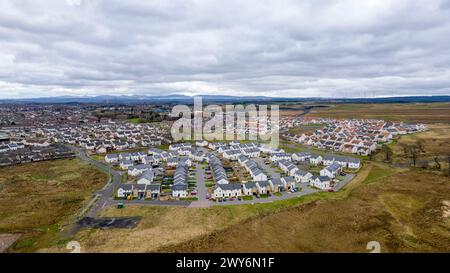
[67,145,122,217]
[69,144,356,214]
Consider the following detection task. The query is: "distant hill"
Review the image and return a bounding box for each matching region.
[0,94,449,104]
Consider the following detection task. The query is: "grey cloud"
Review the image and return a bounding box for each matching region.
[0,0,450,98]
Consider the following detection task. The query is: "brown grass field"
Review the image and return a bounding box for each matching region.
[391,124,450,159]
[43,161,449,253]
[305,103,450,123]
[4,102,448,253]
[0,159,107,252]
[159,164,450,253]
[43,164,373,253]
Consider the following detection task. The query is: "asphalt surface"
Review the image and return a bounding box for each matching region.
[68,144,357,214]
[77,217,142,229]
[195,162,207,202]
[254,157,280,179]
[66,145,122,217]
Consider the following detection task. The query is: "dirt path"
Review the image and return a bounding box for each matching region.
[0,234,21,253]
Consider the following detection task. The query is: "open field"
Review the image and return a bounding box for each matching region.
[40,163,372,252]
[373,123,450,172]
[160,163,450,253]
[288,124,326,135]
[307,103,450,123]
[0,159,107,252]
[392,124,450,159]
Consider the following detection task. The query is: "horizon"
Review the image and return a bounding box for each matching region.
[1,1,450,99]
[1,94,450,101]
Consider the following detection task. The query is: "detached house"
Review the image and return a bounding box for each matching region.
[128,164,152,176]
[292,152,311,162]
[310,175,332,190]
[137,169,155,184]
[212,183,242,199]
[269,178,285,192]
[270,153,291,163]
[320,162,341,178]
[309,154,322,165]
[256,180,271,194]
[172,184,188,198]
[119,160,134,170]
[105,154,119,163]
[347,157,361,169]
[281,176,296,191]
[117,184,133,198]
[249,167,268,181]
[242,182,257,196]
[293,169,313,183]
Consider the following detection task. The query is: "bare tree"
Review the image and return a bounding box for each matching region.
[402,140,426,167]
[448,156,450,176]
[433,156,441,170]
[380,144,393,163]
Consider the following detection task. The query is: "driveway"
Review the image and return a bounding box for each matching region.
[253,158,280,179]
[333,173,355,191]
[189,162,211,208]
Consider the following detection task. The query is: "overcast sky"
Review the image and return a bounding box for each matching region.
[1,0,450,98]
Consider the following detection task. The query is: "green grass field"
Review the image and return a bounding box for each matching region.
[0,159,107,253]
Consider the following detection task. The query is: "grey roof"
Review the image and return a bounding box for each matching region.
[215,183,242,191]
[134,184,147,191]
[318,176,331,181]
[172,184,188,191]
[130,164,152,171]
[270,178,284,186]
[120,160,134,165]
[347,157,360,163]
[282,176,295,183]
[118,184,133,191]
[137,169,154,181]
[146,184,161,191]
[294,169,310,176]
[256,180,270,187]
[243,182,256,189]
[326,162,341,172]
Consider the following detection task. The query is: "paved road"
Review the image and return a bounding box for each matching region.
[195,162,207,202]
[212,173,355,206]
[254,158,280,179]
[68,144,357,213]
[66,145,122,217]
[117,199,191,207]
[213,183,319,206]
[333,173,355,191]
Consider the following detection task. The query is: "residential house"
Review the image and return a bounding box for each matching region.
[137,169,155,184]
[105,154,119,163]
[281,176,296,190]
[293,169,313,183]
[119,160,134,170]
[310,175,332,190]
[117,184,133,198]
[212,183,242,199]
[242,182,257,196]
